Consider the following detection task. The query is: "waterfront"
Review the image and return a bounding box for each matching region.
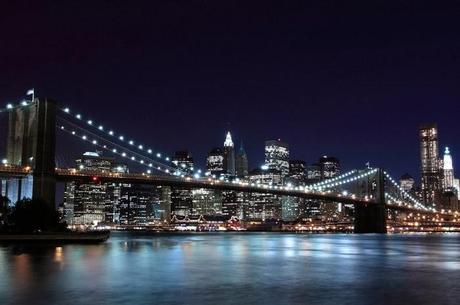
[1,232,460,305]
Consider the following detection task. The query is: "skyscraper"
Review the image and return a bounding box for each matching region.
[420,124,442,205]
[289,160,306,183]
[318,156,340,179]
[206,147,225,177]
[235,142,249,177]
[223,132,236,176]
[171,151,194,216]
[264,139,289,177]
[443,147,454,190]
[172,151,194,175]
[63,152,127,225]
[399,174,415,192]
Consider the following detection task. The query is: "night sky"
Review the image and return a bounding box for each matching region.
[1,1,460,182]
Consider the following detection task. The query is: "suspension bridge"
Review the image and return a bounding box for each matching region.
[0,97,453,233]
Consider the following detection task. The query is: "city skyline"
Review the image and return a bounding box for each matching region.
[1,1,460,180]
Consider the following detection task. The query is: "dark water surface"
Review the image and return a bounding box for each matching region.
[1,232,459,305]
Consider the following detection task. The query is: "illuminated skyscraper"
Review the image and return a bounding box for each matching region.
[420,124,442,205]
[399,174,415,192]
[264,139,289,177]
[289,160,306,183]
[318,156,340,179]
[171,151,194,216]
[223,132,236,176]
[63,152,127,225]
[443,147,454,190]
[172,151,194,175]
[206,147,225,177]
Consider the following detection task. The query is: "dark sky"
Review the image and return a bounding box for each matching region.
[1,1,460,181]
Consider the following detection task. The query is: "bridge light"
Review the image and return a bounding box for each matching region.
[119,136,124,140]
[87,120,93,125]
[147,149,152,154]
[64,107,70,113]
[76,114,81,119]
[112,148,117,153]
[140,160,144,164]
[1,159,7,164]
[98,125,104,130]
[92,140,97,145]
[147,170,151,174]
[138,145,143,149]
[129,140,134,145]
[6,104,13,109]
[60,126,65,130]
[71,131,75,135]
[21,100,28,106]
[122,152,126,157]
[109,130,114,135]
[82,135,87,140]
[131,156,135,160]
[165,157,170,161]
[156,153,161,158]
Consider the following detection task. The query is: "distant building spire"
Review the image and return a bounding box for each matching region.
[224,131,234,147]
[443,146,454,189]
[238,141,246,156]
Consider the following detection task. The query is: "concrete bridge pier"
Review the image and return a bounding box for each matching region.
[353,168,387,233]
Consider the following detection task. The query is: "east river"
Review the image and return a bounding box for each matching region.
[1,232,459,305]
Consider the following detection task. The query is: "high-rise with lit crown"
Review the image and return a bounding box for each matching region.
[443,147,454,190]
[223,132,236,176]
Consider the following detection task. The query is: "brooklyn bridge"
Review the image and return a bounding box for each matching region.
[0,98,458,233]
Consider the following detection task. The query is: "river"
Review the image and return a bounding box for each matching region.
[1,232,459,305]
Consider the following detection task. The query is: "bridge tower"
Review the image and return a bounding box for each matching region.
[6,98,57,206]
[354,168,387,233]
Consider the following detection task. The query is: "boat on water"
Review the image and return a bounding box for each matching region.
[0,230,110,243]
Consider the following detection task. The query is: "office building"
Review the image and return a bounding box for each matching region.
[206,147,225,177]
[235,142,249,177]
[420,124,442,205]
[223,132,236,176]
[264,139,289,177]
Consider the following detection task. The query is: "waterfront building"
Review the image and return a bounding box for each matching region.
[235,142,249,178]
[247,168,282,220]
[118,185,170,225]
[171,151,194,216]
[192,188,222,216]
[223,132,236,176]
[62,152,127,225]
[420,124,442,206]
[264,139,289,177]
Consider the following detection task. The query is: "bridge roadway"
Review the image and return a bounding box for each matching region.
[0,165,441,214]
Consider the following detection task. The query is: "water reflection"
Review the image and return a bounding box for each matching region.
[1,233,460,305]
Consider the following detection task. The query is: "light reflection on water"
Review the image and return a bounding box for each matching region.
[1,232,460,305]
